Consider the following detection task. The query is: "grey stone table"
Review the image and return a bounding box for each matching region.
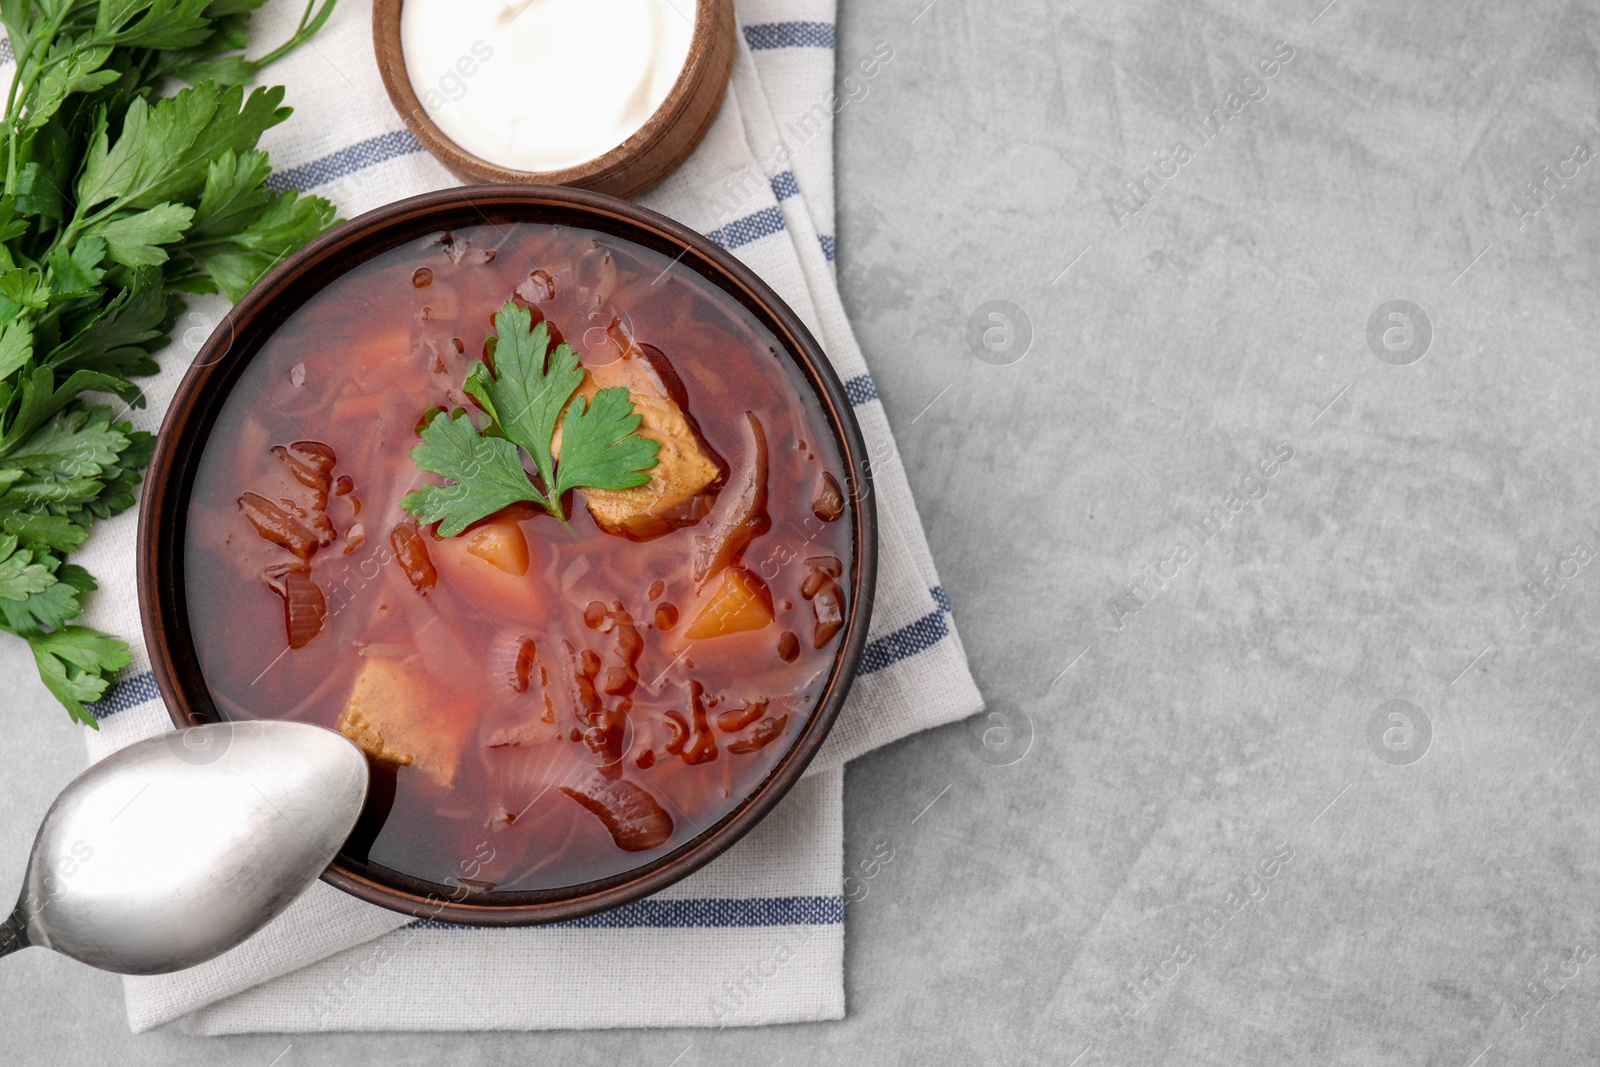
[4,0,1599,1062]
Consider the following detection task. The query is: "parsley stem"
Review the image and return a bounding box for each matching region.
[2,7,67,189]
[537,488,572,529]
[247,0,339,72]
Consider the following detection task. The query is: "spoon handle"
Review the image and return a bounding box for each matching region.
[0,908,29,960]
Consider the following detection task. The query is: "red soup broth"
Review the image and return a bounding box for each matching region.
[184,224,853,892]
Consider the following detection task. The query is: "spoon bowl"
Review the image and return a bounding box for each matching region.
[0,721,367,976]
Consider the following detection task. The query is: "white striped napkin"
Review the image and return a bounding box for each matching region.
[46,0,982,1033]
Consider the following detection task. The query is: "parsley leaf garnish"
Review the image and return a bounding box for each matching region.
[551,385,660,502]
[402,300,659,535]
[400,412,541,538]
[462,304,584,496]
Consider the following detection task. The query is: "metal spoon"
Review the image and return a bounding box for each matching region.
[0,720,368,975]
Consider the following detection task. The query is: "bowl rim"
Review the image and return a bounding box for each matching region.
[372,0,736,199]
[137,184,878,926]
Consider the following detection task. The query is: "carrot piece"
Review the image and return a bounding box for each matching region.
[685,566,774,639]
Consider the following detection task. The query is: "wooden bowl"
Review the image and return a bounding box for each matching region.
[137,185,877,926]
[373,0,735,199]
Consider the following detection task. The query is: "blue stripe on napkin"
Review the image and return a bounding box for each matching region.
[859,604,949,675]
[843,374,877,406]
[265,129,426,193]
[742,22,836,50]
[87,670,163,720]
[706,205,787,251]
[756,174,838,261]
[411,894,843,930]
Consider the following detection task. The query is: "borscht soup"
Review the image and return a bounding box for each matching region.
[183,221,854,894]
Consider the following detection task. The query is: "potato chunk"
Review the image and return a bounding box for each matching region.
[569,345,723,539]
[337,658,463,788]
[465,519,529,576]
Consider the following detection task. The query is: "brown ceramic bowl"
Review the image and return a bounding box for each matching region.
[137,185,876,925]
[373,0,735,199]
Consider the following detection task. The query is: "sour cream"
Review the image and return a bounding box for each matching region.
[401,0,696,173]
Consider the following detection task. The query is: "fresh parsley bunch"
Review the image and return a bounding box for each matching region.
[0,0,338,725]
